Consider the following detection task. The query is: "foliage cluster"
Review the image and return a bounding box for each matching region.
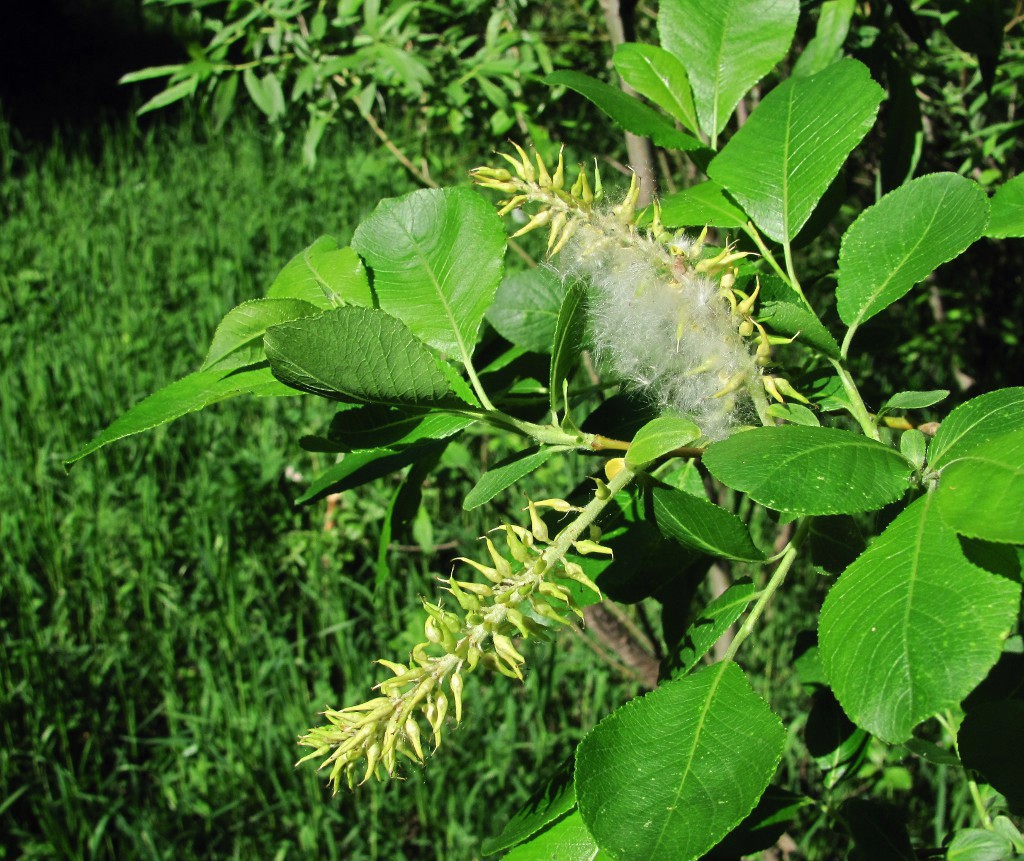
[0,116,638,859]
[10,0,1024,858]
[128,0,609,167]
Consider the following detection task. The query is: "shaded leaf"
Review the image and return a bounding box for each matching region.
[568,490,699,605]
[296,444,445,505]
[805,688,870,789]
[836,173,989,330]
[658,0,799,138]
[819,494,1021,743]
[757,275,842,359]
[708,59,883,242]
[842,799,915,861]
[486,268,566,354]
[703,425,913,515]
[652,485,766,561]
[707,788,813,859]
[352,187,506,360]
[808,515,866,575]
[317,405,473,452]
[576,661,785,861]
[671,579,756,676]
[264,307,457,407]
[550,282,587,416]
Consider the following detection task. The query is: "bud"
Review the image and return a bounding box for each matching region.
[604,457,626,481]
[526,500,550,543]
[404,718,425,762]
[449,672,464,723]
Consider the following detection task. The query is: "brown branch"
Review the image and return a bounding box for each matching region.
[583,603,660,689]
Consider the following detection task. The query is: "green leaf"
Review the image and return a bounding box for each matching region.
[878,389,950,416]
[708,59,883,243]
[544,71,707,153]
[296,444,444,505]
[655,181,747,229]
[502,810,602,861]
[626,416,700,466]
[136,76,198,115]
[120,64,183,84]
[612,43,699,135]
[703,426,913,515]
[791,0,856,77]
[351,187,506,361]
[315,405,473,452]
[485,268,566,354]
[481,759,576,855]
[202,298,320,372]
[549,281,587,416]
[65,366,294,466]
[947,827,1016,861]
[671,579,756,676]
[929,387,1024,469]
[243,68,284,120]
[819,494,1022,743]
[756,275,842,359]
[267,237,372,309]
[575,661,785,861]
[836,173,990,330]
[652,485,766,561]
[936,428,1024,543]
[658,0,799,138]
[264,307,457,407]
[958,700,1024,814]
[463,446,566,510]
[987,174,1024,239]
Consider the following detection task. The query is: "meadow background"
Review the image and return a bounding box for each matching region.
[2,2,1022,859]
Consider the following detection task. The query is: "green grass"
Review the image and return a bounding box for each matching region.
[0,114,638,859]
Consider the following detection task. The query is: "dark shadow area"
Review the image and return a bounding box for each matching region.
[0,0,185,139]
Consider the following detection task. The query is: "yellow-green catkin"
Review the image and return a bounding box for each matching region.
[297,497,608,792]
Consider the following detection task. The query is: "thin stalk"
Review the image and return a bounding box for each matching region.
[543,461,637,564]
[782,239,807,306]
[827,358,879,440]
[840,323,858,361]
[742,222,795,291]
[463,358,498,413]
[721,517,811,664]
